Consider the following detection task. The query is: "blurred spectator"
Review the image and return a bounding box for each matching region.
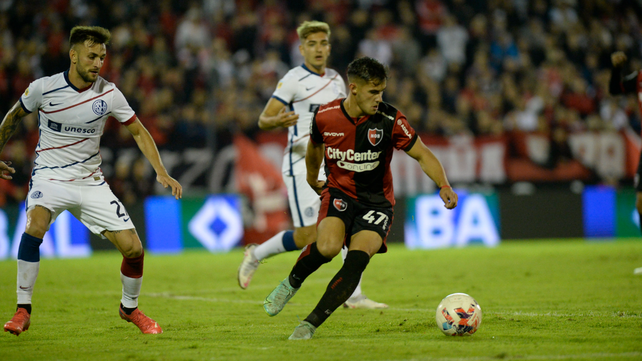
[436,15,468,68]
[0,0,639,202]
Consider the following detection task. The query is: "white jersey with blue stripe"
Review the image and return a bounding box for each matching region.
[20,71,136,182]
[272,64,346,176]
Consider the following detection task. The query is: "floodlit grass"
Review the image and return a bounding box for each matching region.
[0,239,641,360]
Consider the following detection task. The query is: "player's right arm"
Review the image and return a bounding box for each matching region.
[0,101,29,155]
[257,98,299,130]
[609,51,637,95]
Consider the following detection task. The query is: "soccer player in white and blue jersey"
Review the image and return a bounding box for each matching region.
[237,21,387,309]
[1,26,182,336]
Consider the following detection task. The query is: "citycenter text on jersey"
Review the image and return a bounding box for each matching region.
[326,147,382,162]
[326,147,382,172]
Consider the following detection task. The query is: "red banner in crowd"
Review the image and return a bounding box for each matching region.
[234,134,290,245]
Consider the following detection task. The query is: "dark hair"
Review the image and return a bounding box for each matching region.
[69,26,111,47]
[346,57,388,85]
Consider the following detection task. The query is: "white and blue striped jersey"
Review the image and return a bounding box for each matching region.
[272,64,346,176]
[20,71,136,182]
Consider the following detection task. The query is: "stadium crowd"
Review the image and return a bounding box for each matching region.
[0,0,639,205]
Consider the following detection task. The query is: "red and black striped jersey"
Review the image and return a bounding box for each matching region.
[310,98,418,207]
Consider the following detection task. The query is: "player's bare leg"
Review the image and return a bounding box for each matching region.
[4,206,50,336]
[104,229,161,334]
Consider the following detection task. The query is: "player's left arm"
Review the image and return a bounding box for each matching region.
[125,118,182,199]
[405,138,457,209]
[305,140,325,195]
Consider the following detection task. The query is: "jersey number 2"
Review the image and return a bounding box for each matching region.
[110,200,129,221]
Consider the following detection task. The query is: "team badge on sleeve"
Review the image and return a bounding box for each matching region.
[368,128,383,146]
[333,198,347,212]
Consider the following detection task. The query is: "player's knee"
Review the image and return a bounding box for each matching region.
[315,239,342,258]
[25,215,50,239]
[121,244,142,258]
[293,226,317,248]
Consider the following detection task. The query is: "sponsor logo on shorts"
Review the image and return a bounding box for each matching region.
[30,191,43,199]
[333,198,347,212]
[304,207,314,217]
[92,99,108,116]
[368,128,383,146]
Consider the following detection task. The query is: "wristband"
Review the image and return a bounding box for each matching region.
[440,185,451,189]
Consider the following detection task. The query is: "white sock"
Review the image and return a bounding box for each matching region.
[254,231,287,261]
[342,246,364,300]
[120,272,142,309]
[17,260,39,304]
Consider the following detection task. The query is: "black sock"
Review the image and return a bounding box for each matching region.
[304,250,370,328]
[120,303,137,315]
[17,304,31,315]
[288,242,332,288]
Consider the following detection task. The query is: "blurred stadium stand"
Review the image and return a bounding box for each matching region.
[0,0,641,208]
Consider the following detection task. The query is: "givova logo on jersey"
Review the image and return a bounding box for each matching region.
[368,128,383,146]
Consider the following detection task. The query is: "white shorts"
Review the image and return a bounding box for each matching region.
[27,177,134,237]
[283,173,321,228]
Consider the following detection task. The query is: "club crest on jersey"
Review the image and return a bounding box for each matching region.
[92,99,108,116]
[30,191,43,199]
[333,198,347,212]
[368,128,383,146]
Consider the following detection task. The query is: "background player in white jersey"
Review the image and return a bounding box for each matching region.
[1,26,182,336]
[237,21,387,309]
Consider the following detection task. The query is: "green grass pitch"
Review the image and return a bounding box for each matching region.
[0,239,641,360]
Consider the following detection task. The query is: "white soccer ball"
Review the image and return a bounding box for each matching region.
[435,293,482,336]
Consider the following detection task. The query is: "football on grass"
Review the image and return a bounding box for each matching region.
[435,293,482,336]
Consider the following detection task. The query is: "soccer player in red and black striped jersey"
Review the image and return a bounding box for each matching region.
[263,57,458,339]
[609,51,642,275]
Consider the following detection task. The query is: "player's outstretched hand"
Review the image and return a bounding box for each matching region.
[439,186,458,209]
[276,107,299,128]
[0,161,15,180]
[157,173,183,199]
[611,51,627,67]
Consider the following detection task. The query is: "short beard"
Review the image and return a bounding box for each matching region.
[77,68,96,84]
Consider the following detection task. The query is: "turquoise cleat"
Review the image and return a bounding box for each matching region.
[263,277,299,316]
[288,321,316,340]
